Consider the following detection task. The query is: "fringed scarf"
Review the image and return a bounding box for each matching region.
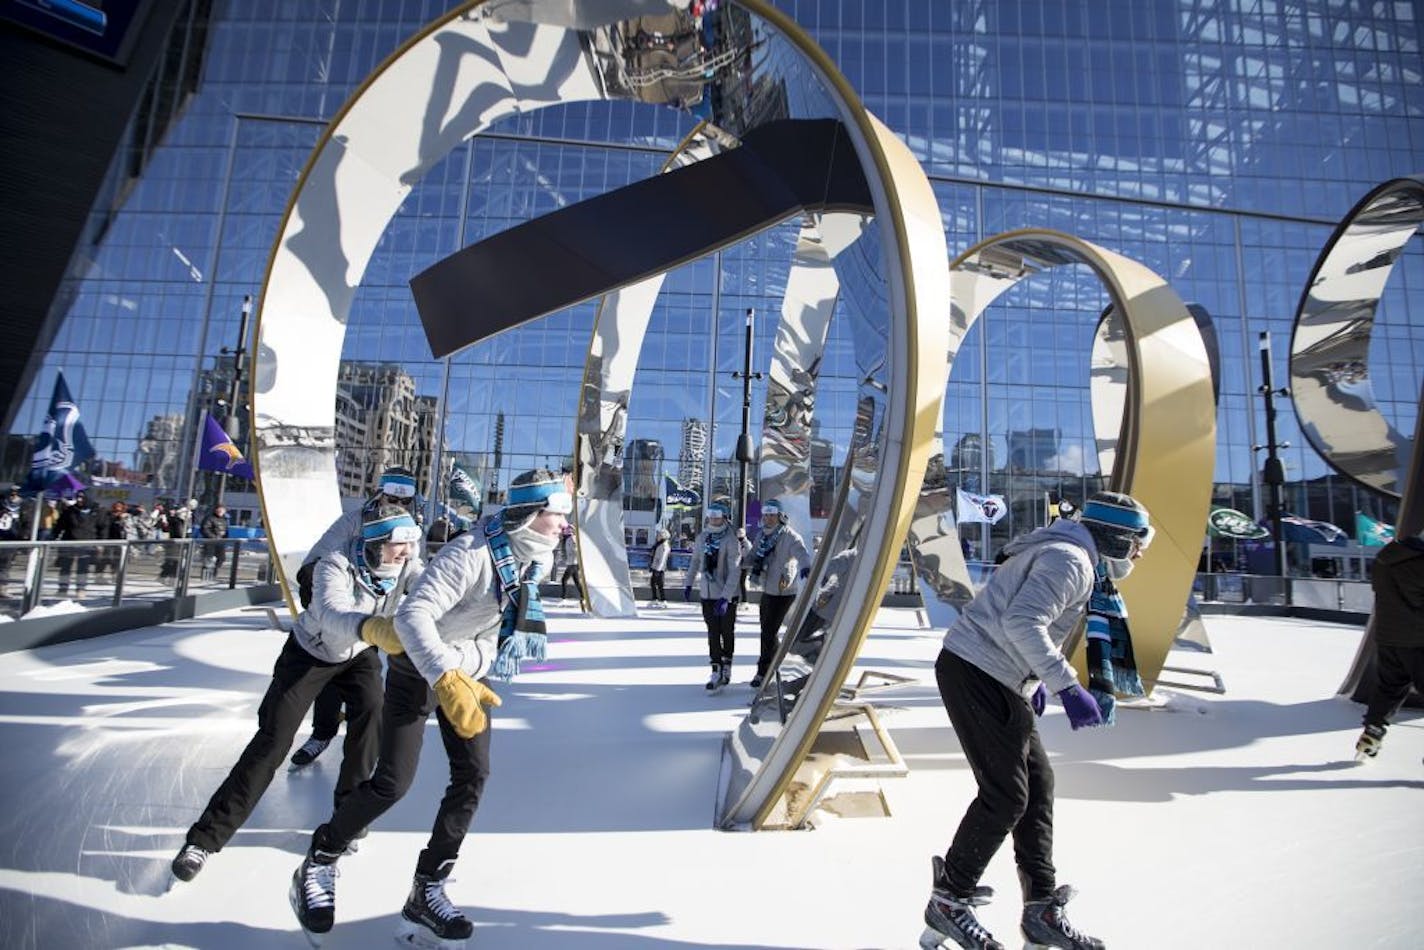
[702,526,727,573]
[485,520,547,681]
[349,538,397,598]
[1085,562,1145,723]
[751,525,782,578]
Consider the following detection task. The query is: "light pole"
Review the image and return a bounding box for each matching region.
[215,294,253,508]
[1254,331,1290,597]
[731,308,762,532]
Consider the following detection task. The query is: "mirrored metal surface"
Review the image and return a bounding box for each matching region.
[1290,175,1424,498]
[908,230,1216,694]
[252,0,948,832]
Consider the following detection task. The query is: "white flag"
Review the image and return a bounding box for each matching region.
[957,488,1007,524]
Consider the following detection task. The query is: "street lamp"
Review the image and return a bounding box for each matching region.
[1253,331,1291,598]
[730,308,762,531]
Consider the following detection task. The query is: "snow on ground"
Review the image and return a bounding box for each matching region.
[0,602,1418,949]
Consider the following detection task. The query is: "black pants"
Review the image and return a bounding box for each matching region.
[935,649,1055,902]
[757,593,796,676]
[186,636,383,852]
[560,564,584,600]
[1364,643,1424,728]
[649,569,665,602]
[54,552,95,593]
[315,653,492,877]
[701,597,737,663]
[310,681,344,741]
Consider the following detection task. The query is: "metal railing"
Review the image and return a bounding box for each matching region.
[0,537,277,621]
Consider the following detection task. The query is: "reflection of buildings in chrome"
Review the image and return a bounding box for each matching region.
[678,417,706,490]
[334,361,437,498]
[808,430,835,518]
[1007,427,1061,472]
[135,412,184,488]
[624,438,662,513]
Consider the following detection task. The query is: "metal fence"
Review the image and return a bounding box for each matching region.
[0,537,277,621]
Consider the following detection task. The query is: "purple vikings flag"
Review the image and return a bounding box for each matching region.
[198,412,255,481]
[26,371,94,490]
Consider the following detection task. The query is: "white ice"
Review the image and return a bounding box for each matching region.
[0,603,1419,948]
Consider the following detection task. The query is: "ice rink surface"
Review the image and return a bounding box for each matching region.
[0,601,1420,949]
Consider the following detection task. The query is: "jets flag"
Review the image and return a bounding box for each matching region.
[27,372,94,489]
[198,412,255,480]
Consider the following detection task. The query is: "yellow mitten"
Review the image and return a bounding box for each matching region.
[433,669,502,738]
[359,615,404,655]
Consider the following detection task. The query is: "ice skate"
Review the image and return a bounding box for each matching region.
[1020,885,1104,950]
[289,846,341,946]
[169,843,209,884]
[704,662,724,695]
[749,673,764,689]
[920,856,1003,950]
[1354,723,1386,762]
[718,658,732,689]
[396,862,473,949]
[289,735,331,771]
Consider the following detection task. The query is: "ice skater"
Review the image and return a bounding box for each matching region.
[169,504,420,883]
[747,498,813,688]
[289,469,569,948]
[647,527,670,607]
[684,500,741,693]
[289,466,423,770]
[919,491,1153,950]
[1354,530,1424,761]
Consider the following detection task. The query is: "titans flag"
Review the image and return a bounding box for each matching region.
[27,372,94,489]
[198,412,255,481]
[956,487,1007,524]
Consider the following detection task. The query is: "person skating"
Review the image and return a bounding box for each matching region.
[289,469,569,947]
[920,491,1153,950]
[1354,531,1424,762]
[647,527,670,607]
[169,504,420,884]
[290,466,423,770]
[683,500,741,693]
[747,499,813,688]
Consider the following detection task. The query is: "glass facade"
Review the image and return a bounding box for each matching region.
[6,0,1423,566]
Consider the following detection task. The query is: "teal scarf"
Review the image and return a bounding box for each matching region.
[1085,563,1145,723]
[485,520,547,681]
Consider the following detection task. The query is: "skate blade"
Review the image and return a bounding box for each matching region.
[395,916,467,949]
[917,926,955,949]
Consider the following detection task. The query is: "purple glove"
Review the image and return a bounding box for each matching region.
[1030,683,1046,717]
[714,598,730,617]
[1058,685,1104,730]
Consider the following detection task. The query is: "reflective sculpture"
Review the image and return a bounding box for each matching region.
[250,0,949,831]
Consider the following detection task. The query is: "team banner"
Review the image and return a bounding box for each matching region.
[664,474,701,509]
[449,462,483,517]
[1206,506,1270,540]
[956,487,1007,524]
[1355,511,1395,547]
[197,411,255,481]
[26,371,94,490]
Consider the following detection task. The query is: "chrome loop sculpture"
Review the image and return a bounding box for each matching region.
[250,0,949,831]
[909,230,1217,693]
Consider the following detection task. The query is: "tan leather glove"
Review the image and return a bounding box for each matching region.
[359,615,404,655]
[433,669,502,739]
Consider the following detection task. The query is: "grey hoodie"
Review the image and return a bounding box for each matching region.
[941,519,1099,698]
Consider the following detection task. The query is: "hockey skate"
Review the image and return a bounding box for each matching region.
[169,843,209,885]
[704,662,724,695]
[1354,723,1386,762]
[1020,885,1104,950]
[289,736,331,771]
[289,847,341,946]
[920,856,1004,950]
[396,862,474,949]
[718,658,732,689]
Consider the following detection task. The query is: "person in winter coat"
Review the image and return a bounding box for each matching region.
[684,499,742,692]
[53,491,102,595]
[919,490,1152,950]
[290,469,569,947]
[556,522,586,604]
[200,504,230,576]
[747,498,814,688]
[648,527,671,607]
[168,504,421,884]
[289,466,425,771]
[1354,531,1424,761]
